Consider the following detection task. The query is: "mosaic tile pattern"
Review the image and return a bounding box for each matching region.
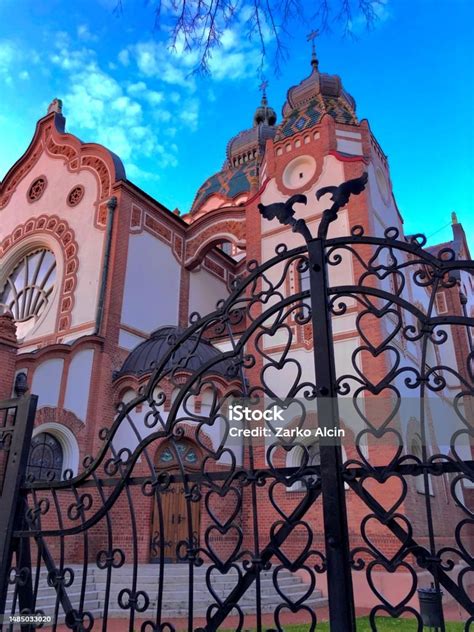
[275,96,357,141]
[191,162,257,211]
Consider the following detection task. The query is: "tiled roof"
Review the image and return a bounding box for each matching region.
[115,326,236,378]
[191,162,257,212]
[275,96,357,141]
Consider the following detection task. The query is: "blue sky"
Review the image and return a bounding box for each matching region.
[0,0,473,248]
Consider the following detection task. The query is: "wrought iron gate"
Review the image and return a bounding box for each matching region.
[1,176,473,631]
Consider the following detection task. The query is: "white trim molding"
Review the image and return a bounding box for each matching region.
[32,422,80,477]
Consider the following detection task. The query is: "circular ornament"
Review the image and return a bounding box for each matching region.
[27,177,47,202]
[67,185,85,207]
[282,155,316,190]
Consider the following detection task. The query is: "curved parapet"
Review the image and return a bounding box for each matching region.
[0,103,126,211]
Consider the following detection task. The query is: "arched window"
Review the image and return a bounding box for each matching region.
[410,433,434,495]
[288,442,349,492]
[0,248,56,336]
[27,432,64,481]
[286,443,320,492]
[299,265,310,293]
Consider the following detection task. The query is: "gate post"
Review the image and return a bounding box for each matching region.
[0,395,37,619]
[307,238,356,631]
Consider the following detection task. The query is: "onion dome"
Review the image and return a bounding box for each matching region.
[227,90,277,168]
[190,90,277,213]
[253,93,277,126]
[114,326,236,379]
[276,51,357,140]
[190,163,258,213]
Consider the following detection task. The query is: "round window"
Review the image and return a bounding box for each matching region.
[282,155,316,190]
[0,248,56,337]
[67,185,85,207]
[27,177,47,202]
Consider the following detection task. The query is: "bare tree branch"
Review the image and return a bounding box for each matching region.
[117,0,382,75]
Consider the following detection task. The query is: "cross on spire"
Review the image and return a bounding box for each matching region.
[259,79,268,103]
[306,29,320,69]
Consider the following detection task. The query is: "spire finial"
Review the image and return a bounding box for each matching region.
[451,211,458,225]
[253,79,276,126]
[307,29,320,70]
[259,79,269,105]
[47,98,63,115]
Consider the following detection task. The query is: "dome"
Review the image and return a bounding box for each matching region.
[276,55,357,140]
[282,67,356,117]
[190,91,276,213]
[226,91,277,167]
[190,162,257,212]
[226,123,276,167]
[115,326,237,379]
[253,94,277,126]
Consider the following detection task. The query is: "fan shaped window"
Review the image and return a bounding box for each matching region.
[27,432,64,481]
[156,440,200,469]
[0,249,56,336]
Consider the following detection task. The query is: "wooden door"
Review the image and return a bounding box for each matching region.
[150,440,201,563]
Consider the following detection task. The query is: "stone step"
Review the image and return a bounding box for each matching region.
[104,596,328,618]
[6,585,98,600]
[92,576,300,591]
[93,568,299,576]
[7,600,328,621]
[6,592,99,608]
[94,584,320,600]
[93,569,306,581]
[5,565,326,620]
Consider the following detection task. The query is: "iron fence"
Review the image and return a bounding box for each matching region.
[0,176,473,631]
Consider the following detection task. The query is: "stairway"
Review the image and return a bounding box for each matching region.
[5,567,101,621]
[6,564,327,621]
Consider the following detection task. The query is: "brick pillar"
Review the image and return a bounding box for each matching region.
[0,312,18,400]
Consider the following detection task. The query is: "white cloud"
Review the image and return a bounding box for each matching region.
[0,42,14,83]
[0,40,39,84]
[145,90,164,105]
[220,29,237,50]
[118,48,130,66]
[121,3,274,86]
[121,40,197,90]
[153,109,172,122]
[126,162,162,182]
[40,7,269,185]
[83,68,122,100]
[127,82,164,105]
[50,45,95,71]
[179,98,199,130]
[49,36,206,175]
[0,41,14,71]
[207,49,254,81]
[77,24,98,42]
[112,95,142,118]
[127,81,147,95]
